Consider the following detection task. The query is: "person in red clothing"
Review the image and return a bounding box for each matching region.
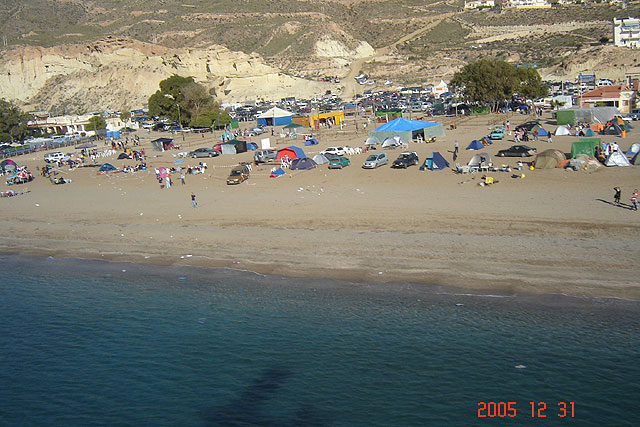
[631,190,638,211]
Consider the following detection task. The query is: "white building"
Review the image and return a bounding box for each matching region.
[613,17,640,49]
[504,0,551,9]
[464,0,495,9]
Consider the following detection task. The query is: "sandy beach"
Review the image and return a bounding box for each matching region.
[1,112,639,299]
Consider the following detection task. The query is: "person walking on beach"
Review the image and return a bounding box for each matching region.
[614,186,622,205]
[454,141,459,155]
[631,189,638,211]
[180,172,185,185]
[165,175,171,189]
[191,192,197,208]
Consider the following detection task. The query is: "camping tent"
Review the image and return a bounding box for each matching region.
[603,123,622,135]
[370,117,445,142]
[466,140,484,150]
[584,128,594,137]
[365,136,380,146]
[632,152,640,165]
[290,157,317,170]
[257,107,294,127]
[270,167,285,178]
[312,153,329,165]
[276,146,305,161]
[421,152,449,171]
[604,151,631,167]
[117,152,131,159]
[570,138,600,158]
[626,143,640,156]
[467,152,492,168]
[554,126,571,136]
[221,144,236,155]
[304,138,319,146]
[247,143,258,150]
[382,136,403,148]
[0,159,17,173]
[537,128,549,137]
[98,163,117,172]
[535,149,566,169]
[150,138,173,151]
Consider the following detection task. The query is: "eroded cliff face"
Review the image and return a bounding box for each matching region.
[0,37,332,112]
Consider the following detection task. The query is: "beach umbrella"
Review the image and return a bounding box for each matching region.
[157,167,169,178]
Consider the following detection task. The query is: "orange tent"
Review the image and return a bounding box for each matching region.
[590,123,604,132]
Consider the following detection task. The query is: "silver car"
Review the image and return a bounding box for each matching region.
[362,152,388,169]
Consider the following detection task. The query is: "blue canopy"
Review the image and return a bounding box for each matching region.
[466,140,484,150]
[370,117,445,141]
[421,152,449,171]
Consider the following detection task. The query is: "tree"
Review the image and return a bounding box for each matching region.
[148,75,197,125]
[517,67,548,100]
[450,59,519,112]
[0,99,33,142]
[189,109,231,129]
[88,115,106,133]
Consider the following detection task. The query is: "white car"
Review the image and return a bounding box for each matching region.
[44,152,69,163]
[322,146,345,156]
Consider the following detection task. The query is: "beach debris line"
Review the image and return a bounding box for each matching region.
[514,364,526,369]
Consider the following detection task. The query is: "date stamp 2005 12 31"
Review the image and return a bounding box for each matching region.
[478,402,575,418]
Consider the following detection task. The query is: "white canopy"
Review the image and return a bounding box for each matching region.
[257,107,293,119]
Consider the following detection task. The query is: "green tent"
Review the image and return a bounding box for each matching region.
[556,110,576,126]
[570,138,600,158]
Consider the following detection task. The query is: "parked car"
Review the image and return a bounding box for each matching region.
[515,120,540,132]
[496,145,537,157]
[254,149,277,164]
[328,156,350,169]
[391,152,419,168]
[362,152,388,169]
[489,125,505,140]
[322,146,345,156]
[188,148,220,158]
[44,152,69,163]
[322,152,341,161]
[226,164,250,185]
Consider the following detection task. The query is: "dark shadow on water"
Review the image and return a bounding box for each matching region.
[596,198,635,210]
[201,367,327,426]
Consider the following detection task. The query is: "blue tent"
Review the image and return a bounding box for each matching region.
[290,157,317,170]
[98,163,117,172]
[537,128,549,137]
[277,146,306,161]
[370,117,445,142]
[257,107,293,127]
[421,152,449,171]
[584,128,594,137]
[270,167,285,178]
[466,140,484,150]
[247,142,258,150]
[304,138,319,146]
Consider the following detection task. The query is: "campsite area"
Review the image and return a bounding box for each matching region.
[1,111,639,299]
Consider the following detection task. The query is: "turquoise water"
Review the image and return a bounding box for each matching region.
[0,255,638,426]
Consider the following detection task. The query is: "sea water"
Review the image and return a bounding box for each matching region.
[0,254,638,426]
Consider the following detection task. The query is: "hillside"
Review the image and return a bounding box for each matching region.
[2,1,640,112]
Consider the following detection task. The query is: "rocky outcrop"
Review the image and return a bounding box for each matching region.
[0,37,329,112]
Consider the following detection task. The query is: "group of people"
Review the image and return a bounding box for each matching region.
[614,186,638,210]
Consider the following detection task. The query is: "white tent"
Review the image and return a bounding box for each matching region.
[382,136,403,148]
[312,153,329,165]
[221,144,236,155]
[365,135,380,146]
[554,126,571,136]
[468,152,492,168]
[604,151,631,167]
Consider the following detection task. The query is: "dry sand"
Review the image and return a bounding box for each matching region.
[1,113,639,299]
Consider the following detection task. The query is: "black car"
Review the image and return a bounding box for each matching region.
[322,152,341,161]
[515,120,540,132]
[496,145,536,157]
[391,152,419,168]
